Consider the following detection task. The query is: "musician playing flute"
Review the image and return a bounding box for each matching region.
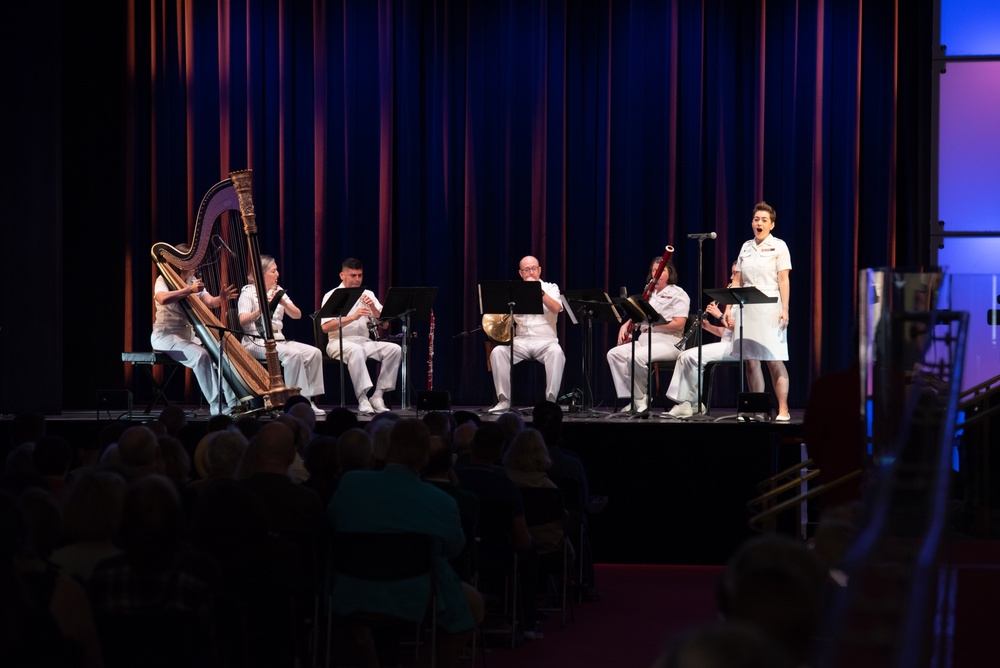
[662,262,739,418]
[487,255,566,414]
[320,257,400,414]
[238,255,326,416]
[606,257,689,414]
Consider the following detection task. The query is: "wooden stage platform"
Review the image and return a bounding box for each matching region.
[1,403,806,567]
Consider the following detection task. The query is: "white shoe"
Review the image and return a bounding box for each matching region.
[667,401,694,418]
[310,400,326,417]
[357,398,374,414]
[488,399,510,414]
[369,396,390,414]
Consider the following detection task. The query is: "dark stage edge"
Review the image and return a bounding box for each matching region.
[1,405,806,566]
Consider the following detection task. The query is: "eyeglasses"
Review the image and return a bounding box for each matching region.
[519,265,540,273]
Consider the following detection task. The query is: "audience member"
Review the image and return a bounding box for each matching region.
[652,620,794,668]
[50,469,126,584]
[325,406,360,438]
[154,405,189,437]
[423,435,481,583]
[495,410,526,450]
[115,425,162,480]
[88,475,219,667]
[328,418,484,667]
[457,422,537,639]
[717,533,827,666]
[31,435,73,503]
[1,490,103,668]
[301,434,340,505]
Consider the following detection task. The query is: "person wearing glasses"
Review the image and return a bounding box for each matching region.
[487,255,566,413]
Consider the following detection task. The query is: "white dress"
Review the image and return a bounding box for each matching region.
[734,234,791,361]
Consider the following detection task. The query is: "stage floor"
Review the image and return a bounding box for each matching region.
[2,404,806,566]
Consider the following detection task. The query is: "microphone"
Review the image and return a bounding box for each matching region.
[213,235,236,255]
[687,232,717,240]
[619,286,628,299]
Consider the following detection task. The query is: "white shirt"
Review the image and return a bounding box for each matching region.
[513,280,561,339]
[320,283,382,339]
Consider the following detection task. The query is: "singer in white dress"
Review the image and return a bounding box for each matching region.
[734,201,792,420]
[238,255,326,415]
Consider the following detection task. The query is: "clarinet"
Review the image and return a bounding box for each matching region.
[675,307,709,350]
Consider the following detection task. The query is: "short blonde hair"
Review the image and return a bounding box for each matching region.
[503,428,551,473]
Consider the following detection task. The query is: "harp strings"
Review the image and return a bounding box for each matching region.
[197,209,252,331]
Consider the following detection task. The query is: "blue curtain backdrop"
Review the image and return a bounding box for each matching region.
[113,0,930,409]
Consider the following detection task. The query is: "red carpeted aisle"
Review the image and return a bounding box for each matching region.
[478,564,724,668]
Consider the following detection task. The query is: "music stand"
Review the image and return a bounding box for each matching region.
[479,280,544,412]
[612,295,664,419]
[314,286,365,409]
[379,287,438,412]
[563,290,623,416]
[703,286,777,421]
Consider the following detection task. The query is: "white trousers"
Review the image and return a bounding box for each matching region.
[151,328,237,412]
[245,338,326,399]
[326,336,401,399]
[489,336,565,403]
[665,341,736,405]
[606,332,681,408]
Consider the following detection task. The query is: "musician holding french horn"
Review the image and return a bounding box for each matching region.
[606,255,689,414]
[319,258,401,414]
[486,255,566,413]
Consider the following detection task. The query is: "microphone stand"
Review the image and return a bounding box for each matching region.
[686,237,714,422]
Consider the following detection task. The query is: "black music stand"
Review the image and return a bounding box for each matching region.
[703,286,777,421]
[479,280,544,413]
[563,290,623,416]
[314,286,366,410]
[612,295,664,419]
[379,287,438,412]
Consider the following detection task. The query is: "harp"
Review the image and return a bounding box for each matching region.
[150,169,298,412]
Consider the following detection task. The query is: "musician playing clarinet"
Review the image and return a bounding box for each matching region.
[320,257,400,414]
[662,262,739,418]
[606,256,689,414]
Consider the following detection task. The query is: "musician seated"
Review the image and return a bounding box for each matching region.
[238,255,326,417]
[150,244,240,416]
[319,258,400,415]
[606,257,689,414]
[487,255,566,414]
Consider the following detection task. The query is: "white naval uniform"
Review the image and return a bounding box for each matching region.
[320,283,401,399]
[734,234,791,361]
[606,283,690,411]
[150,275,238,414]
[665,309,738,406]
[488,280,566,403]
[238,284,325,399]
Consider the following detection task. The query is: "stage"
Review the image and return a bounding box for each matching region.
[2,398,805,566]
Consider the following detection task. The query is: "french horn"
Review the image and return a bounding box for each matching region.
[482,313,512,345]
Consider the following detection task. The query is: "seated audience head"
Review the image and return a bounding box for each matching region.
[452,410,482,428]
[276,413,310,456]
[157,435,192,486]
[386,418,432,472]
[155,405,188,436]
[325,407,359,437]
[503,427,551,474]
[718,533,827,666]
[61,469,127,543]
[244,422,297,476]
[283,394,312,412]
[452,421,478,457]
[118,474,184,566]
[116,425,161,477]
[303,434,339,480]
[495,411,526,447]
[531,400,564,448]
[288,401,317,434]
[232,415,261,441]
[652,621,794,668]
[424,435,455,479]
[201,429,249,480]
[422,410,455,442]
[336,428,374,474]
[207,413,236,433]
[470,422,506,465]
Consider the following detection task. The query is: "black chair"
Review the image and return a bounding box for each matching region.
[701,359,741,414]
[326,531,436,668]
[310,313,385,408]
[519,486,574,626]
